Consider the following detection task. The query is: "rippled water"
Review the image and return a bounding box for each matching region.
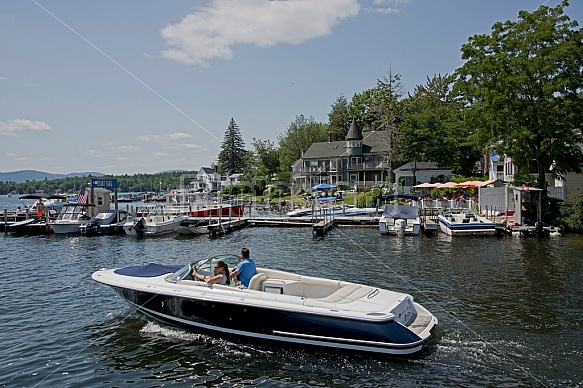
[1,196,582,386]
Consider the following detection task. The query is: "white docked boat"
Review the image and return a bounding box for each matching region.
[92,254,438,355]
[49,203,95,234]
[379,195,421,236]
[124,209,185,237]
[438,208,496,236]
[175,219,214,235]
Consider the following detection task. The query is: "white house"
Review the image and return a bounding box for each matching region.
[394,161,453,194]
[221,173,244,190]
[192,166,221,193]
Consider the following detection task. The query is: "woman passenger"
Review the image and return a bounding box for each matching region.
[192,260,230,285]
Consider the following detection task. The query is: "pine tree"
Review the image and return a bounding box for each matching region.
[217,118,246,175]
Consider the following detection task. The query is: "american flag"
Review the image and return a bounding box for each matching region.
[76,187,89,204]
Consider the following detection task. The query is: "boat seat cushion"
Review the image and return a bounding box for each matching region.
[309,283,372,304]
[248,272,266,291]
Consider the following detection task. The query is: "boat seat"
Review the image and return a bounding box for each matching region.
[307,284,373,304]
[248,272,266,291]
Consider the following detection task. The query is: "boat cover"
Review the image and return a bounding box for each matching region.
[114,263,182,277]
[383,204,419,219]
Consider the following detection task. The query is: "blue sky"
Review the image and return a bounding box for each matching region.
[1,0,580,175]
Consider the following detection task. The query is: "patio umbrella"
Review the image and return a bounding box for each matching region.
[413,182,439,188]
[311,183,336,191]
[435,181,459,189]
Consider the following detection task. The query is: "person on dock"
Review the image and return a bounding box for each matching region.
[192,260,230,285]
[231,247,257,288]
[35,199,44,218]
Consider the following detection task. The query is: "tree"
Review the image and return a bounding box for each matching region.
[217,118,247,175]
[398,74,481,180]
[328,94,351,141]
[455,1,583,189]
[372,69,405,191]
[252,138,280,178]
[277,115,328,178]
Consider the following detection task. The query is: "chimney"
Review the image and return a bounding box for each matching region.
[328,131,331,143]
[371,122,377,132]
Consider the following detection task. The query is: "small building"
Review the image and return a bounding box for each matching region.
[193,166,221,193]
[394,162,453,194]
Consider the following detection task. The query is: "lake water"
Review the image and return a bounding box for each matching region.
[1,195,582,386]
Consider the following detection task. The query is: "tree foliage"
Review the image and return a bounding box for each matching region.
[455,1,583,189]
[217,118,247,175]
[277,115,328,175]
[328,94,351,141]
[399,74,481,178]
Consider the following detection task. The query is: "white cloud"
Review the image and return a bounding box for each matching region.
[0,119,51,136]
[160,0,361,65]
[87,149,106,157]
[116,145,140,151]
[137,132,192,142]
[165,143,204,151]
[0,76,6,81]
[153,152,168,157]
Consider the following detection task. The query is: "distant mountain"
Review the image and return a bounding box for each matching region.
[0,170,105,183]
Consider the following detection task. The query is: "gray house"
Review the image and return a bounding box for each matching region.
[291,119,391,192]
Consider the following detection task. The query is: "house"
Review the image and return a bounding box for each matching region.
[393,162,453,194]
[192,166,221,193]
[487,150,583,200]
[221,173,244,190]
[291,119,391,192]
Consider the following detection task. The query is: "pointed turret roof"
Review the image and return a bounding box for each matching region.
[345,119,363,141]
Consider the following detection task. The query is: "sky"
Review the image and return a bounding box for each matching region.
[1,0,581,176]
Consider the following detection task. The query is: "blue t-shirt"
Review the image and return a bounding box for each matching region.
[236,258,257,287]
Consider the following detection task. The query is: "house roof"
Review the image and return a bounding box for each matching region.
[345,119,363,140]
[394,161,452,172]
[199,167,216,174]
[302,131,390,159]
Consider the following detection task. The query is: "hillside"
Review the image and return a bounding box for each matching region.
[0,170,104,184]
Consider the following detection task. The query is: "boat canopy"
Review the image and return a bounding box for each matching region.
[383,204,419,219]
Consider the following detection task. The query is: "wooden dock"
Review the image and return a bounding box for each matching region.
[201,215,380,237]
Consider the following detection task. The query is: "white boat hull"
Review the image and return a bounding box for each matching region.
[92,256,438,355]
[438,209,496,236]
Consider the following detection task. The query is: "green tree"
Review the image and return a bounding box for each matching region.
[252,138,280,178]
[328,94,351,141]
[217,118,247,175]
[398,74,480,180]
[371,70,405,192]
[455,1,583,189]
[277,115,328,176]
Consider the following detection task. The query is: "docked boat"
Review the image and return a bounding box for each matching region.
[379,195,421,236]
[438,208,496,236]
[136,191,244,218]
[123,209,185,237]
[175,219,214,235]
[80,209,128,235]
[92,254,438,355]
[49,203,95,234]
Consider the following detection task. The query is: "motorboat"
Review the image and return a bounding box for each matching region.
[379,195,421,236]
[175,219,214,235]
[92,254,438,355]
[80,209,128,235]
[123,209,185,237]
[136,191,245,218]
[438,207,496,236]
[49,203,95,234]
[18,193,67,219]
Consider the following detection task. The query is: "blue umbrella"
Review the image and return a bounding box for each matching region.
[311,183,336,191]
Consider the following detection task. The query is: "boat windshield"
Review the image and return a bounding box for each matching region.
[165,254,241,283]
